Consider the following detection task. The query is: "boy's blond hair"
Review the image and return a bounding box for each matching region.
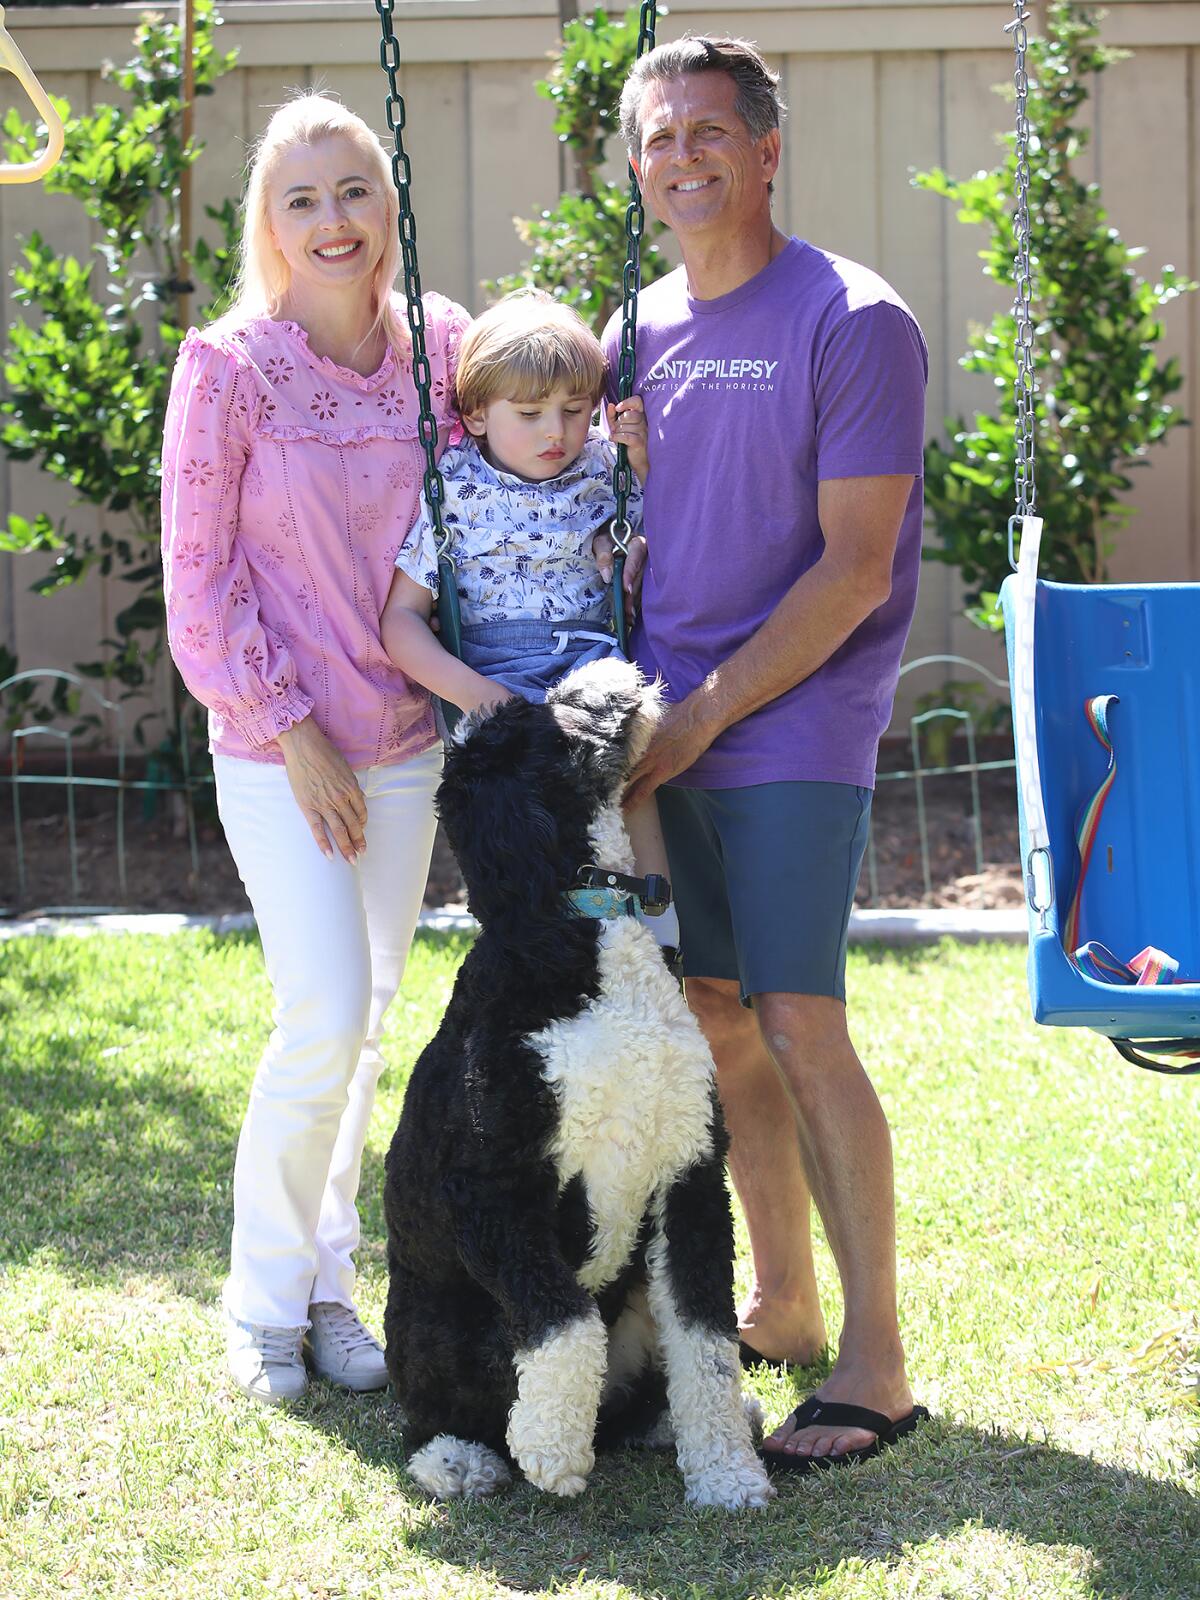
[455,290,607,416]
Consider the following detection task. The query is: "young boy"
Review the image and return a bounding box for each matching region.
[381,289,648,712]
[380,289,672,929]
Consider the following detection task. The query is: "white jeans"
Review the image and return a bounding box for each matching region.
[214,746,442,1328]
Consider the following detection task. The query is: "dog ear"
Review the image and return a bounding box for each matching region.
[436,701,567,923]
[546,657,643,737]
[546,658,651,793]
[467,769,562,922]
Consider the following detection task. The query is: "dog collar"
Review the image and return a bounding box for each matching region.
[574,864,672,917]
[565,886,639,920]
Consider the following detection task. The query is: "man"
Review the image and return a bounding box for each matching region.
[603,36,928,1468]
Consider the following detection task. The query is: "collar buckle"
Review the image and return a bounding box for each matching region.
[574,864,672,916]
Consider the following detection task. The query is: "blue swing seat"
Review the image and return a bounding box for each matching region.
[1000,560,1200,1046]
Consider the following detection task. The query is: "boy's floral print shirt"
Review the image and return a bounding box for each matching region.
[395,434,643,624]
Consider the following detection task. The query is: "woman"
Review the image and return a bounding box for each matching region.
[162,93,469,1403]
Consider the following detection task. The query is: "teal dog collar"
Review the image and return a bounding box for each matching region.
[573,865,672,917]
[565,887,639,920]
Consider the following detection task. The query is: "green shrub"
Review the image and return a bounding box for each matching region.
[914,1,1195,628]
[487,5,668,329]
[1,0,239,727]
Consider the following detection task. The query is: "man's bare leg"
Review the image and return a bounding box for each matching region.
[685,976,825,1364]
[754,991,912,1460]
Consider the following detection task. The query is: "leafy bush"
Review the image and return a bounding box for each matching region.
[1,0,239,724]
[914,1,1195,627]
[487,4,668,328]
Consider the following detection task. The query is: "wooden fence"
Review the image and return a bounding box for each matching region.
[2,0,1198,735]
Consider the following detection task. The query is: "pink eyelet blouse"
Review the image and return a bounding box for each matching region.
[161,292,470,768]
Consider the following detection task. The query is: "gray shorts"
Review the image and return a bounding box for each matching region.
[656,780,872,1005]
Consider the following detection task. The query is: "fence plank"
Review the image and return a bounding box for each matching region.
[1096,47,1193,584]
[784,53,879,270]
[466,58,560,303]
[879,51,952,666]
[192,61,250,276]
[397,63,475,313]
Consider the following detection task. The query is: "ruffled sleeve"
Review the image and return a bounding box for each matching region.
[413,292,470,450]
[428,292,472,422]
[161,331,314,748]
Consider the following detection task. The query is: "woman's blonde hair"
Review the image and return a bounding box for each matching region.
[215,93,407,359]
[455,290,607,416]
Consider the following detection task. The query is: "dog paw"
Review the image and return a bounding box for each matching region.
[519,1449,593,1498]
[683,1454,774,1511]
[742,1393,766,1447]
[407,1435,512,1500]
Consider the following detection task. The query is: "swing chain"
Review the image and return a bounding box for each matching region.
[375,0,451,560]
[611,0,658,559]
[1007,1,1038,541]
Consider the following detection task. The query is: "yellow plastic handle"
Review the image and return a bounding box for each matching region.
[0,4,65,183]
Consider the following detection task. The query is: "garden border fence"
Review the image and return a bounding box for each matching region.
[2,654,1016,913]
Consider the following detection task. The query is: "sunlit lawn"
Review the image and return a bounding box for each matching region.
[1,931,1197,1599]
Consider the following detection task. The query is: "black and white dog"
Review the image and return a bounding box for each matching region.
[383,658,771,1508]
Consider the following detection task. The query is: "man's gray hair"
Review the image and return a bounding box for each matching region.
[618,35,787,157]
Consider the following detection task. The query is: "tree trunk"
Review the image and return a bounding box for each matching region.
[556,0,592,194]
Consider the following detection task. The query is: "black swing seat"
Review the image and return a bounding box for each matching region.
[1002,548,1200,1063]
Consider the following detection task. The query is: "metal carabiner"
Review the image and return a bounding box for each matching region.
[0,5,65,184]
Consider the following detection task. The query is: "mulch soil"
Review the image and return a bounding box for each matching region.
[0,739,1023,918]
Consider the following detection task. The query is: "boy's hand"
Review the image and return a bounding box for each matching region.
[464,683,516,716]
[592,528,648,606]
[607,397,650,483]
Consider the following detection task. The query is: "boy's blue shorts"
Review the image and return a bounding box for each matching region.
[655,780,872,1006]
[459,617,622,703]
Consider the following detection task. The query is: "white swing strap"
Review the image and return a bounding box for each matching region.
[1010,513,1053,921]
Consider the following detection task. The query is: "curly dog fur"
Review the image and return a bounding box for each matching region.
[383,659,770,1508]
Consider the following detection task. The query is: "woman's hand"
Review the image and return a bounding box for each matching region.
[607,396,650,484]
[276,716,368,864]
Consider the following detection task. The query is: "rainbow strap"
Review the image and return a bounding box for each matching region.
[1066,694,1186,988]
[1073,941,1178,987]
[1063,695,1119,954]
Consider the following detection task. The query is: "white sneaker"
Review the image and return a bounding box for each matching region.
[226,1312,308,1405]
[305,1302,389,1393]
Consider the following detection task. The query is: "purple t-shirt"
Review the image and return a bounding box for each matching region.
[602,237,927,789]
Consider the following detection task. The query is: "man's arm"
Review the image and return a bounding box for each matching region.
[623,472,914,809]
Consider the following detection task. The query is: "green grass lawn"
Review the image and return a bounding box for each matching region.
[1,931,1197,1600]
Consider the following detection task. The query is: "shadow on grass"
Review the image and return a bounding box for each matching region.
[0,1068,403,1301]
[0,925,457,1294]
[0,1042,238,1294]
[300,1400,1200,1600]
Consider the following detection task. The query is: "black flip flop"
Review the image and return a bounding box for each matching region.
[759,1396,930,1474]
[738,1339,795,1373]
